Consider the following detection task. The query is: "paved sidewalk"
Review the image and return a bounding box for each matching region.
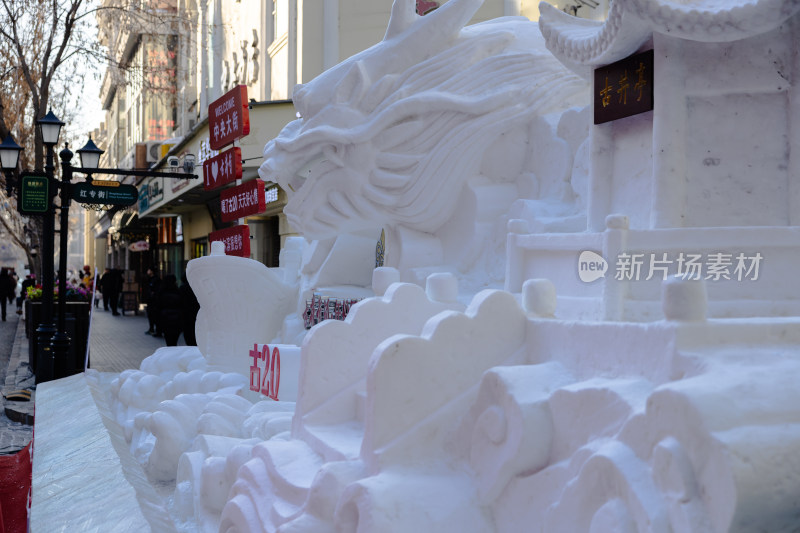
[88,304,186,373]
[0,313,34,454]
[0,302,189,453]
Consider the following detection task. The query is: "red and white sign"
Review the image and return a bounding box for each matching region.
[247,344,301,402]
[209,85,250,150]
[203,147,242,191]
[128,240,150,252]
[249,344,281,400]
[209,224,251,257]
[220,179,266,222]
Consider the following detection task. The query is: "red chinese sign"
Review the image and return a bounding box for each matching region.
[209,224,251,257]
[203,147,242,191]
[209,85,250,150]
[220,179,266,222]
[249,344,281,400]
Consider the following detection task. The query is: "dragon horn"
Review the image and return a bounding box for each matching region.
[384,0,484,44]
[384,0,418,40]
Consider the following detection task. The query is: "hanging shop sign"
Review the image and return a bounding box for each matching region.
[209,85,250,150]
[594,49,654,125]
[220,179,266,222]
[203,147,242,191]
[128,240,150,252]
[72,182,138,206]
[19,173,49,214]
[209,224,251,257]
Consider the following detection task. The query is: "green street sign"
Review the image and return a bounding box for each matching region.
[19,174,50,214]
[72,181,138,206]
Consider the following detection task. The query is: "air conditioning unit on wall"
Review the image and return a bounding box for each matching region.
[145,141,162,163]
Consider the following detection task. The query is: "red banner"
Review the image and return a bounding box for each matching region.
[220,179,266,222]
[203,147,242,191]
[209,85,250,150]
[209,224,251,257]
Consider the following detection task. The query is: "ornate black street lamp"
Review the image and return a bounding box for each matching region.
[0,135,22,195]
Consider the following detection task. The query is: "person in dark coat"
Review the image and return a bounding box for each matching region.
[178,272,200,346]
[19,274,34,316]
[100,268,116,313]
[157,274,182,346]
[0,268,14,321]
[144,268,162,336]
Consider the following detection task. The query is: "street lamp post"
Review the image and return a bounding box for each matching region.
[49,143,74,374]
[34,111,65,383]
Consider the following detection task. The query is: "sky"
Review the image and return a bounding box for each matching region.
[65,0,105,139]
[71,72,105,136]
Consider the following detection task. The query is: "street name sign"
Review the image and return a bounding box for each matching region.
[72,181,138,206]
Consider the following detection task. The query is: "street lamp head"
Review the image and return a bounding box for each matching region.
[77,136,104,170]
[0,135,23,170]
[59,142,74,164]
[37,109,65,145]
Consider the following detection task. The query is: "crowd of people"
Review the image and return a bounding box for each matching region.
[142,268,200,347]
[97,266,200,347]
[2,263,200,347]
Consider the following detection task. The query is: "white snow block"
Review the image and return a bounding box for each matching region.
[31,374,161,532]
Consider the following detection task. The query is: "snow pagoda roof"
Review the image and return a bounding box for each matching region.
[539,0,800,75]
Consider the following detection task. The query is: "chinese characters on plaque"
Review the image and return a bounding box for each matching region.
[208,85,250,150]
[220,179,266,222]
[303,294,362,329]
[594,49,653,125]
[209,224,251,257]
[203,147,242,190]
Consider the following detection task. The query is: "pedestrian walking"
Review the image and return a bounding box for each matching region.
[18,274,34,316]
[157,274,182,346]
[111,268,124,315]
[0,268,15,321]
[179,272,200,346]
[100,268,122,315]
[144,268,162,336]
[100,268,114,312]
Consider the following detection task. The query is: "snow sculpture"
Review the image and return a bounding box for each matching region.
[260,0,589,290]
[92,0,800,531]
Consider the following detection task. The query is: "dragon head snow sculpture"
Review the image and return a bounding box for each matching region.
[261,0,588,281]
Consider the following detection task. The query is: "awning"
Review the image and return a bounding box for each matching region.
[111,210,137,232]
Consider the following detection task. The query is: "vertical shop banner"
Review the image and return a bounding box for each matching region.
[220,179,266,222]
[209,224,251,257]
[209,85,250,150]
[203,147,242,191]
